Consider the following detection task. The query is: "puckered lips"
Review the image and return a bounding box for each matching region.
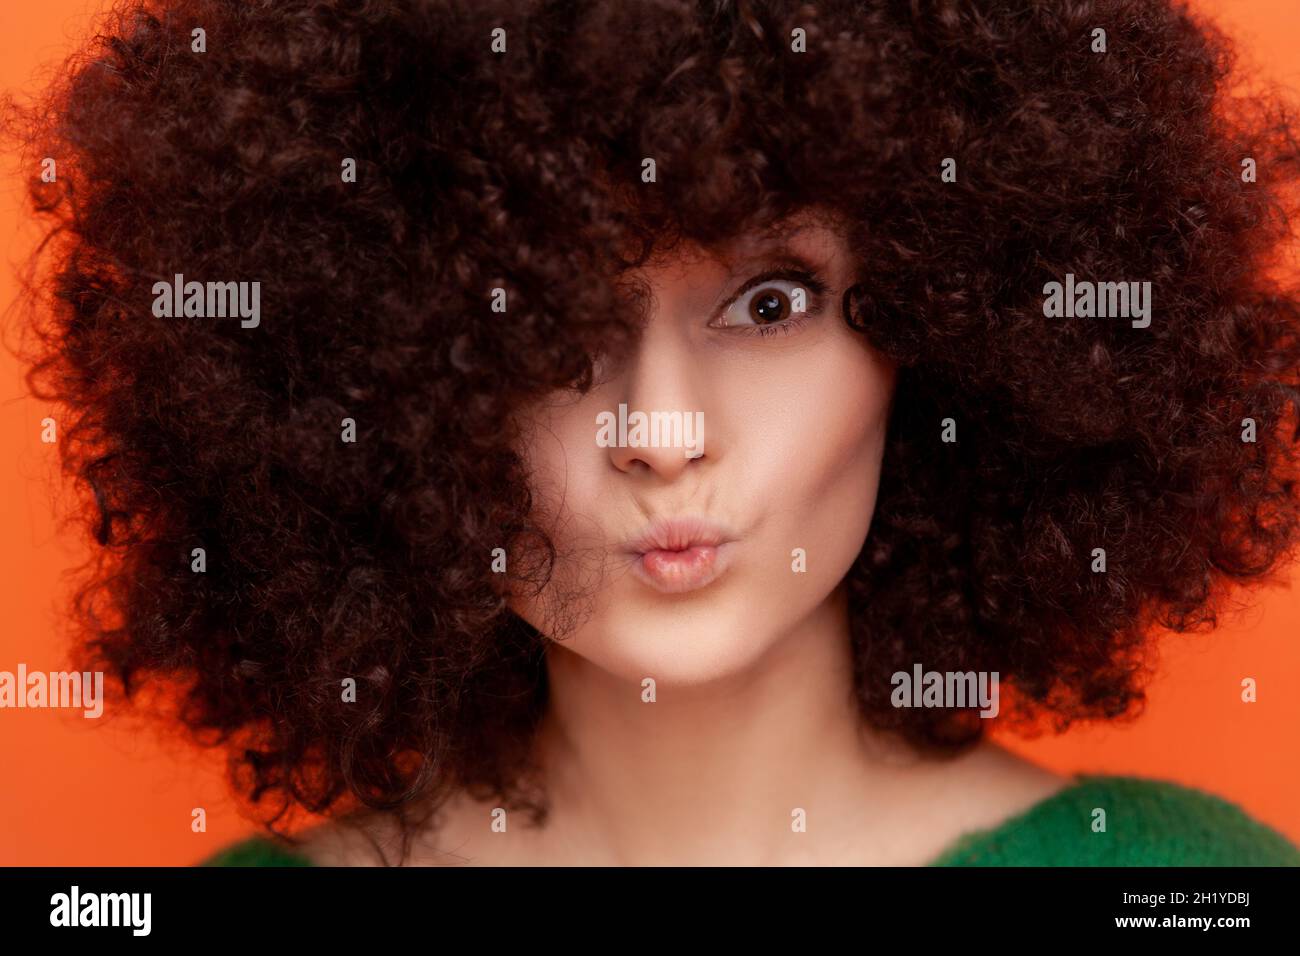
[623,515,736,595]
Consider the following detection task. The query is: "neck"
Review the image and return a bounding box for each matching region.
[530,585,909,865]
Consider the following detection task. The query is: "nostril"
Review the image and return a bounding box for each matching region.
[596,404,707,465]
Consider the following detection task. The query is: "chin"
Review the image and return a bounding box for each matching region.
[557,599,788,688]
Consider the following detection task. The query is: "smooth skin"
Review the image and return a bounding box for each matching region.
[296,211,1068,865]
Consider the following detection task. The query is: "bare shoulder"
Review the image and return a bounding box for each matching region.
[844,738,1073,865]
[292,795,486,867]
[929,740,1074,832]
[289,816,392,867]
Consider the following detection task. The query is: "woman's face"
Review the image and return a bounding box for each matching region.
[510,213,897,684]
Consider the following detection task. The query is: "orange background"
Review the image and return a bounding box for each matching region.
[2,0,1299,866]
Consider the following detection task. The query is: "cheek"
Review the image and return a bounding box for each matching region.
[738,339,891,505]
[507,394,618,633]
[807,348,892,505]
[514,398,602,527]
[726,336,893,572]
[506,403,603,634]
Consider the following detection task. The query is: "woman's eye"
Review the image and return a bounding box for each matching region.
[747,287,793,324]
[718,279,808,327]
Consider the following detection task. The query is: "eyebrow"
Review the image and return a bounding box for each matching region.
[711,218,844,272]
[722,249,836,282]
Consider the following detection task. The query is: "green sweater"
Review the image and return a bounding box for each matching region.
[199,774,1300,866]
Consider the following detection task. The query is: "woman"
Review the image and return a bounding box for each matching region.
[13,0,1300,865]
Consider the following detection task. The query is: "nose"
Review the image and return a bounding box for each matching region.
[605,320,708,482]
[607,416,704,481]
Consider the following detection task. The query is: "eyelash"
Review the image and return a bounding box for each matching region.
[715,269,831,339]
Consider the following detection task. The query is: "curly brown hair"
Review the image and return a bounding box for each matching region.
[8,0,1300,850]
